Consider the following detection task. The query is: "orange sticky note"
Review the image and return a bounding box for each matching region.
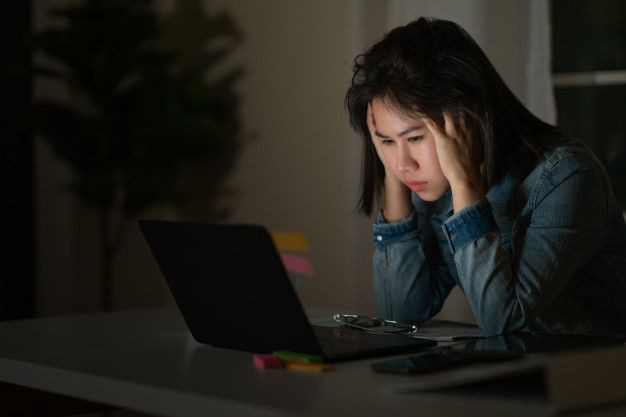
[271,232,310,253]
[286,361,333,373]
[280,253,315,277]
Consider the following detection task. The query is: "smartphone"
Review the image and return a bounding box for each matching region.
[371,349,523,375]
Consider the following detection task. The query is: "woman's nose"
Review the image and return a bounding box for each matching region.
[396,147,418,172]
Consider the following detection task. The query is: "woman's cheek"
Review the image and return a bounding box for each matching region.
[427,151,443,171]
[382,148,394,168]
[424,139,446,175]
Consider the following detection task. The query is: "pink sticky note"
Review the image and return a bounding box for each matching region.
[280,253,315,277]
[253,354,284,369]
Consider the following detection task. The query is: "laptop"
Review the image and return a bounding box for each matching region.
[139,219,436,361]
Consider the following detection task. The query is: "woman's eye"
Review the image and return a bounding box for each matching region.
[408,136,424,143]
[381,139,394,145]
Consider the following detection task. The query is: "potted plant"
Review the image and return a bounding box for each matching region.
[33,0,244,311]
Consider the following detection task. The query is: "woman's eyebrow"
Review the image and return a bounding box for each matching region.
[374,125,424,139]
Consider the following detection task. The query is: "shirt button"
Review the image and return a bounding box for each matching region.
[376,235,383,241]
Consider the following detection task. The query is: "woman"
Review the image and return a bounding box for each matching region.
[345,17,626,336]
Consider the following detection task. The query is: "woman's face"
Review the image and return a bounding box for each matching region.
[370,97,450,201]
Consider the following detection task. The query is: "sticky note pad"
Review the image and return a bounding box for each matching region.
[286,361,333,373]
[273,351,324,363]
[253,354,284,369]
[271,232,310,253]
[280,254,315,277]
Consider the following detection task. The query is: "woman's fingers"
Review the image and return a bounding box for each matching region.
[458,111,467,134]
[367,103,378,146]
[366,103,375,134]
[367,102,389,170]
[424,112,467,145]
[422,116,446,143]
[442,112,458,139]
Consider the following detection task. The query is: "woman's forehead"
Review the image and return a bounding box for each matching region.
[372,97,426,122]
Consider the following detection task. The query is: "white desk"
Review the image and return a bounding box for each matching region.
[0,309,621,417]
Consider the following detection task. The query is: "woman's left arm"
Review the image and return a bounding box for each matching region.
[445,156,608,336]
[423,114,609,336]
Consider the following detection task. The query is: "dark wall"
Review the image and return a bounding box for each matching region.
[0,0,35,319]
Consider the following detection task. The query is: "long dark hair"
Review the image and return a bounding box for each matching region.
[345,17,559,216]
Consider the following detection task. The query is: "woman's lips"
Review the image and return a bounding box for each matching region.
[405,181,427,192]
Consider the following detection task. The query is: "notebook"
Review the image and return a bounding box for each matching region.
[139,219,436,361]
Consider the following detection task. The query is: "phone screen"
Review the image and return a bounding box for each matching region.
[371,349,523,375]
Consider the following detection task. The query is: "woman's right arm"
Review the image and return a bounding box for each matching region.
[366,102,455,323]
[381,173,413,222]
[366,104,455,323]
[372,207,456,324]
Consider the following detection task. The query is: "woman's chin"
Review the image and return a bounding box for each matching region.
[414,187,449,202]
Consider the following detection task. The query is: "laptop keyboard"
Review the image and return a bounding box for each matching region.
[317,334,380,352]
[312,325,435,359]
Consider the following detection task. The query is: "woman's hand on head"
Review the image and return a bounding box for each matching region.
[367,103,389,172]
[367,103,402,184]
[423,112,486,212]
[367,102,412,221]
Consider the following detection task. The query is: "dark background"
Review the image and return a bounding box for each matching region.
[3,0,625,322]
[1,0,35,319]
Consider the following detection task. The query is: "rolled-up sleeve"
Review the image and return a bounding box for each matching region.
[372,210,419,247]
[442,199,499,253]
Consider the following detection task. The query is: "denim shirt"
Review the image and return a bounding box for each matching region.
[372,136,626,337]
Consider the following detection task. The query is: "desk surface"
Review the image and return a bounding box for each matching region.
[0,309,621,417]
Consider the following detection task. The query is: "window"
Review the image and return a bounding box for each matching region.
[551,0,626,208]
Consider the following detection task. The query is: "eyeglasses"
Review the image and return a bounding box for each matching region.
[333,313,418,335]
